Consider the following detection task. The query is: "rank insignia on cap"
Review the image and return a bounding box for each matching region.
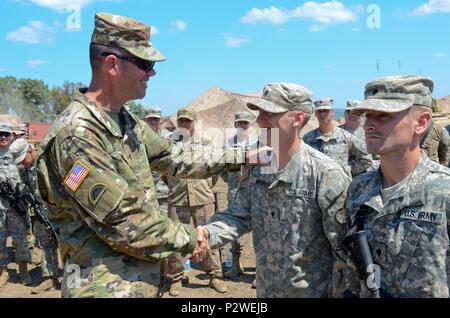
[64,160,90,192]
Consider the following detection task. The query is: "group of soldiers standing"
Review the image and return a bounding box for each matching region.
[0,123,60,291]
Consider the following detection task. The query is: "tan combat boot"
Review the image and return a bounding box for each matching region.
[169,279,183,297]
[209,277,227,293]
[18,263,32,286]
[223,253,244,278]
[0,266,9,288]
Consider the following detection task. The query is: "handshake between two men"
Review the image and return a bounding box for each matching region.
[190,226,211,263]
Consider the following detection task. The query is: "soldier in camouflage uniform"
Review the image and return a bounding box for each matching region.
[165,108,227,295]
[144,107,171,216]
[303,98,372,177]
[0,123,33,287]
[196,83,351,298]
[344,75,450,298]
[36,13,249,298]
[420,120,450,166]
[338,100,365,142]
[9,139,61,291]
[220,112,255,280]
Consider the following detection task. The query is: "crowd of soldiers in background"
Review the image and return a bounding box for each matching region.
[0,123,60,291]
[0,93,449,296]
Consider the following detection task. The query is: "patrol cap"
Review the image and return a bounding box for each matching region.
[247,82,314,114]
[145,107,162,119]
[351,75,434,115]
[13,123,27,135]
[177,108,197,121]
[345,100,361,111]
[234,111,252,123]
[9,139,32,165]
[91,12,166,62]
[0,122,13,134]
[314,98,334,111]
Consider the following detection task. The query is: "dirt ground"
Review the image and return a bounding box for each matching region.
[0,178,257,298]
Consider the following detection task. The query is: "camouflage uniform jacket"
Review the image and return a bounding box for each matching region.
[303,126,372,177]
[0,150,21,211]
[167,132,215,207]
[204,143,351,298]
[338,125,366,143]
[421,122,450,166]
[345,152,450,298]
[36,89,243,297]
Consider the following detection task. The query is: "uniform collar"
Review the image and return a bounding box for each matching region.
[314,126,340,142]
[364,151,430,215]
[74,88,138,138]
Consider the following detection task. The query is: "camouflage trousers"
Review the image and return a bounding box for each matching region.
[165,203,222,281]
[32,219,60,277]
[0,210,8,266]
[0,208,32,264]
[226,196,243,255]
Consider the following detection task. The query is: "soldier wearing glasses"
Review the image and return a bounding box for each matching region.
[36,13,252,298]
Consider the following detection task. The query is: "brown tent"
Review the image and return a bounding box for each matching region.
[166,86,321,139]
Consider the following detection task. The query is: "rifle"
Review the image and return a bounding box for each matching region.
[0,178,57,242]
[341,205,381,298]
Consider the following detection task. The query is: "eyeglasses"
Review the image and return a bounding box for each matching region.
[0,132,12,138]
[102,52,155,73]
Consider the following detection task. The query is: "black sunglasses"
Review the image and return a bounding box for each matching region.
[102,52,155,72]
[0,132,12,138]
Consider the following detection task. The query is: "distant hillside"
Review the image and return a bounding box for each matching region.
[436,95,450,113]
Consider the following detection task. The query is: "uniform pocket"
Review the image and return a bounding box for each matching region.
[391,221,423,291]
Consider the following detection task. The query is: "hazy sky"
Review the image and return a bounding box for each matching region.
[1,0,449,116]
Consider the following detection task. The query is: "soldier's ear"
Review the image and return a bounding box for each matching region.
[415,111,432,135]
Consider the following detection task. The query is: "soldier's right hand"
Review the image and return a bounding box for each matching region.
[190,226,210,263]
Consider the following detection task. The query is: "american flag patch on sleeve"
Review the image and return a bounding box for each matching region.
[64,160,90,192]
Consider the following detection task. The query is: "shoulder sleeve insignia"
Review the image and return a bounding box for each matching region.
[89,183,107,205]
[64,160,90,192]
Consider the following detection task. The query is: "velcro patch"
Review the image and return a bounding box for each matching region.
[64,160,90,192]
[286,188,316,198]
[400,209,444,224]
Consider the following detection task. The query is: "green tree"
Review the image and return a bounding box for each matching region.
[17,78,50,122]
[0,76,21,114]
[126,101,147,119]
[48,81,84,117]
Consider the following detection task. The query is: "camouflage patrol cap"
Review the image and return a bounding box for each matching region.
[234,111,252,123]
[0,122,13,133]
[145,107,162,119]
[13,123,27,135]
[351,75,434,115]
[177,108,197,121]
[91,12,166,62]
[9,139,32,164]
[247,82,314,114]
[345,100,361,111]
[314,98,334,111]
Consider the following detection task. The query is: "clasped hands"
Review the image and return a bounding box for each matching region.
[190,226,210,263]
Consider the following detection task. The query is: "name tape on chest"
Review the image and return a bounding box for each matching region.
[286,188,316,198]
[400,209,444,224]
[64,160,90,192]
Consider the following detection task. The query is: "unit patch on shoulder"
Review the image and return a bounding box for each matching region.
[89,183,107,205]
[64,160,90,192]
